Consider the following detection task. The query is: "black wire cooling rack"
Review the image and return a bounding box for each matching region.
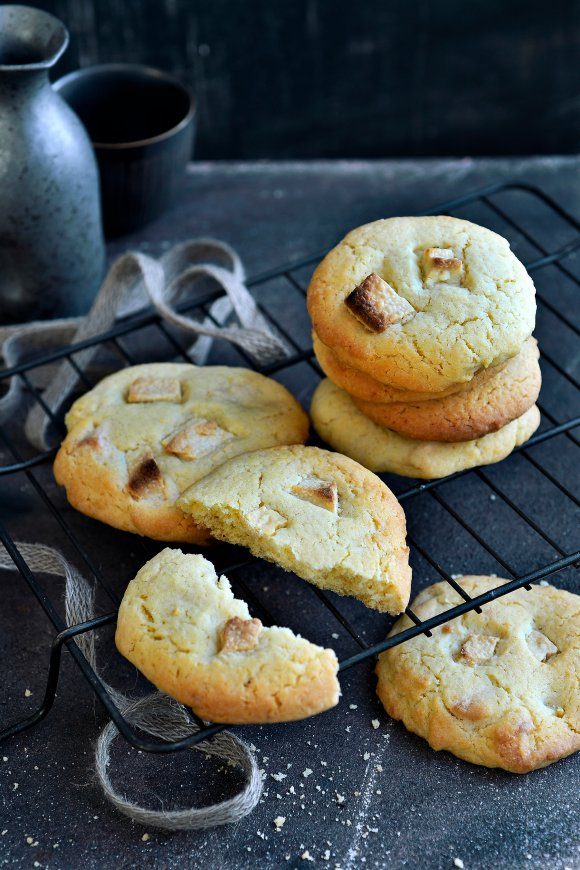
[0,181,578,753]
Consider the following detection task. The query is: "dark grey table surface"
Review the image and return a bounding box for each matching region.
[1,157,579,870]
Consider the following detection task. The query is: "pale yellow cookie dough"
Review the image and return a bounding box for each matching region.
[310,378,540,479]
[116,548,340,723]
[308,215,536,393]
[178,445,412,614]
[354,338,541,442]
[54,363,308,544]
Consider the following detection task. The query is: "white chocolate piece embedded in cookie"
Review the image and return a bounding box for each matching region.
[420,247,464,286]
[220,616,262,652]
[127,376,182,403]
[291,478,339,513]
[345,273,415,332]
[163,418,234,460]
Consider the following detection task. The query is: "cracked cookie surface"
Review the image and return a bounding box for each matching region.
[53,363,308,544]
[310,378,540,479]
[307,215,536,393]
[353,338,541,442]
[115,548,340,723]
[376,576,580,773]
[178,445,412,614]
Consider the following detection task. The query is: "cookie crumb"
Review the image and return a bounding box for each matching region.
[371,719,380,729]
[302,768,313,778]
[141,833,150,842]
[274,816,286,831]
[24,689,32,697]
[301,850,314,861]
[454,859,465,869]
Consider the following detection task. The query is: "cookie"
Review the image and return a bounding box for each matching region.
[178,445,411,614]
[116,548,340,723]
[307,216,536,393]
[376,576,580,773]
[54,363,308,544]
[310,378,540,479]
[354,338,541,442]
[313,331,481,403]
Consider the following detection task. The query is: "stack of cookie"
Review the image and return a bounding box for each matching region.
[308,215,541,479]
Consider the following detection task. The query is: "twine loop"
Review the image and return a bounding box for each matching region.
[0,238,287,451]
[0,542,263,829]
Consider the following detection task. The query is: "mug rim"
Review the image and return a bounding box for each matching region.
[53,62,196,150]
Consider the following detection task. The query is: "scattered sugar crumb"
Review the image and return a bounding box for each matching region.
[303,768,313,778]
[141,833,150,842]
[349,704,357,710]
[371,719,380,729]
[336,793,345,804]
[331,633,339,639]
[363,752,370,761]
[274,816,286,831]
[24,689,32,697]
[301,850,314,861]
[454,860,464,869]
[272,772,287,782]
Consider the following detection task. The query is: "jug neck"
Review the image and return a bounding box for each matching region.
[0,6,69,75]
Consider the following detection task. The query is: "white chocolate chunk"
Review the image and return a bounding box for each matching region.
[246,506,287,536]
[163,417,233,460]
[127,376,182,404]
[527,629,558,662]
[459,634,498,664]
[291,478,339,513]
[127,452,165,499]
[345,273,414,332]
[220,616,263,652]
[421,247,464,285]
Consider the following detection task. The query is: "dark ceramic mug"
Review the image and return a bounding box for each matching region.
[54,64,196,237]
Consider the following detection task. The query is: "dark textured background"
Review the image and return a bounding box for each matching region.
[29,0,580,159]
[0,156,579,869]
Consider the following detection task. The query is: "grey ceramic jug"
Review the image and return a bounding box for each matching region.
[0,5,105,323]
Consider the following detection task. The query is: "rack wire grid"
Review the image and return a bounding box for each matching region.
[0,180,579,754]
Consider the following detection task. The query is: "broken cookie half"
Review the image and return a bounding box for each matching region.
[177,445,412,614]
[115,548,340,724]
